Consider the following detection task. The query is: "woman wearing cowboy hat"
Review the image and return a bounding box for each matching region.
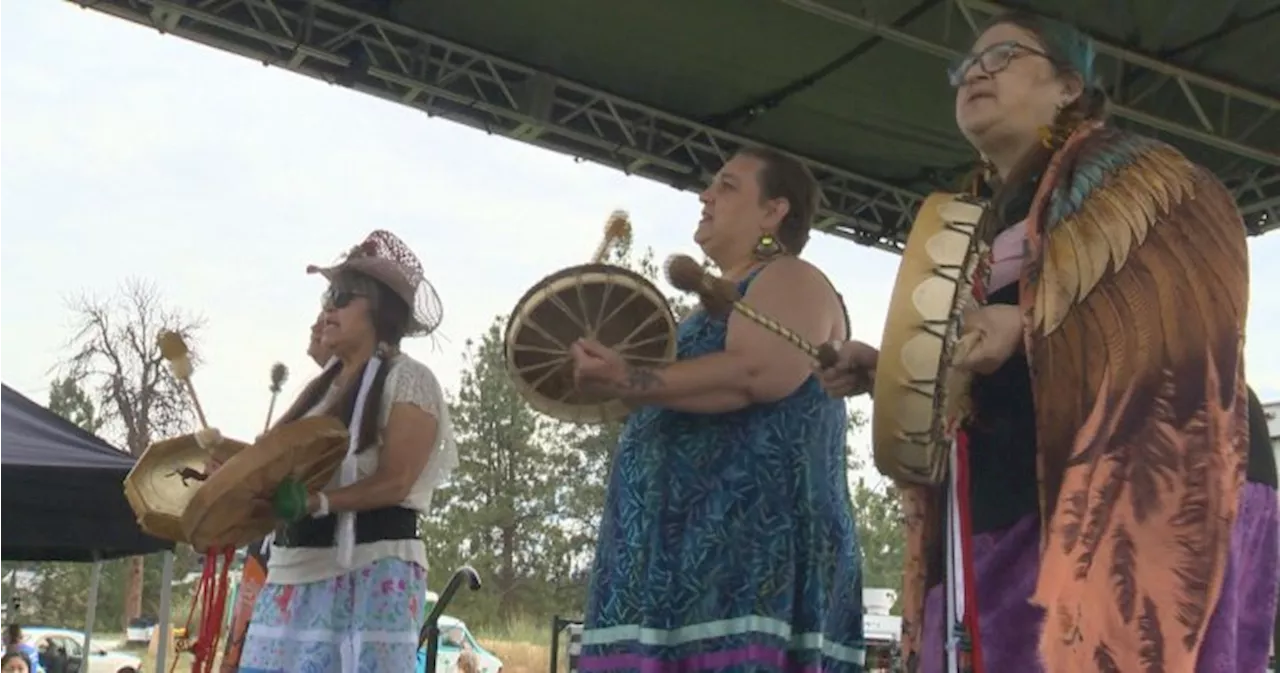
[238,230,458,673]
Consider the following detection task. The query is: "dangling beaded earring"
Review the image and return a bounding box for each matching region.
[1037,101,1069,149]
[1036,125,1057,149]
[753,233,784,260]
[965,156,996,198]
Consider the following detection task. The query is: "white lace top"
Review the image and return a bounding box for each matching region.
[266,355,459,584]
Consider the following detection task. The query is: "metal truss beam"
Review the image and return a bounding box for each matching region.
[1234,167,1280,235]
[971,2,1280,182]
[778,0,1278,233]
[73,0,1275,245]
[779,0,1280,168]
[74,0,923,252]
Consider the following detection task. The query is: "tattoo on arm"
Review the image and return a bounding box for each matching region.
[622,365,664,392]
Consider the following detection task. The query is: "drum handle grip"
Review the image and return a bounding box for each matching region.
[590,238,612,264]
[729,300,840,369]
[666,253,839,369]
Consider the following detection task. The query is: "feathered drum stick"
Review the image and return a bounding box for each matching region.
[263,362,289,432]
[590,210,633,263]
[157,330,212,429]
[157,330,228,457]
[665,254,840,369]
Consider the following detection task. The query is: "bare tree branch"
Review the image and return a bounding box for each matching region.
[52,279,208,630]
[57,278,206,455]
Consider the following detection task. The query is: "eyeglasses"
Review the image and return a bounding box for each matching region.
[947,40,1052,87]
[322,288,365,310]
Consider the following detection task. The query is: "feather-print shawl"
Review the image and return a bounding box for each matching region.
[898,121,1250,672]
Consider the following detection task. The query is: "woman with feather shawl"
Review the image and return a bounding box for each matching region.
[820,12,1278,673]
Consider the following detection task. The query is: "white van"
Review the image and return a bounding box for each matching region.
[863,588,901,672]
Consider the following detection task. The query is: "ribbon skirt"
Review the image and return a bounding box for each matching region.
[918,482,1279,672]
[238,557,427,673]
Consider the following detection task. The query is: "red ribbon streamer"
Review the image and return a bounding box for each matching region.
[173,548,235,673]
[955,430,985,673]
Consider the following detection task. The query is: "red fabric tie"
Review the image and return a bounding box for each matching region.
[955,430,985,673]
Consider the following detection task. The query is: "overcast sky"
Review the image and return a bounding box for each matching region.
[2,2,1277,463]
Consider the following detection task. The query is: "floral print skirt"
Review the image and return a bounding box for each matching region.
[238,557,426,673]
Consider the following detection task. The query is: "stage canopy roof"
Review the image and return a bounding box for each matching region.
[78,0,1278,251]
[1,385,172,562]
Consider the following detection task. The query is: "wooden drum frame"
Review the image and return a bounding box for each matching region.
[180,416,349,551]
[125,434,250,543]
[872,193,984,486]
[505,263,678,424]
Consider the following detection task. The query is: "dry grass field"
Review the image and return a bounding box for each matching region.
[477,616,562,673]
[483,639,553,673]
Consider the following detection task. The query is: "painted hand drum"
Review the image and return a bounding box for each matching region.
[872,193,984,485]
[505,263,678,424]
[180,416,348,551]
[124,433,251,543]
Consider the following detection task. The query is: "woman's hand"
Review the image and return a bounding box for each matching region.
[953,304,1023,375]
[817,340,880,398]
[570,338,632,396]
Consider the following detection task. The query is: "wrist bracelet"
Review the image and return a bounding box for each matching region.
[311,492,331,519]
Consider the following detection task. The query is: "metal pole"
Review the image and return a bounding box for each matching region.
[548,616,562,673]
[7,569,18,621]
[81,558,102,672]
[567,623,583,673]
[155,552,176,673]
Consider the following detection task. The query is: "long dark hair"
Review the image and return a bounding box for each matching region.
[275,270,412,452]
[969,12,1110,244]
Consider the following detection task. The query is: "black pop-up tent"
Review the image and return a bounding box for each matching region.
[0,384,171,562]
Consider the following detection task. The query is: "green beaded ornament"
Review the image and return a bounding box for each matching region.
[272,476,309,522]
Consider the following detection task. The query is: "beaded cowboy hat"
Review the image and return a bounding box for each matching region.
[306,229,444,337]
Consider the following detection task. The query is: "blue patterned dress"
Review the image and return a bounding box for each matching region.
[579,273,865,673]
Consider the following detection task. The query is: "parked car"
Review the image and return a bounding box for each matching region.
[124,618,157,645]
[23,627,143,673]
[416,616,502,673]
[862,588,901,672]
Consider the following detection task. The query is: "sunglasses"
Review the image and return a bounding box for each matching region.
[322,288,366,310]
[947,40,1053,87]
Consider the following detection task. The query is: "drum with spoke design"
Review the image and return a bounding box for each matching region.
[504,263,678,424]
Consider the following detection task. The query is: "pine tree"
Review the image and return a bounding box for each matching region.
[48,375,106,436]
[420,320,564,624]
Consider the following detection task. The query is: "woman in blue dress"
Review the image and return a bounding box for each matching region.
[569,146,866,672]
